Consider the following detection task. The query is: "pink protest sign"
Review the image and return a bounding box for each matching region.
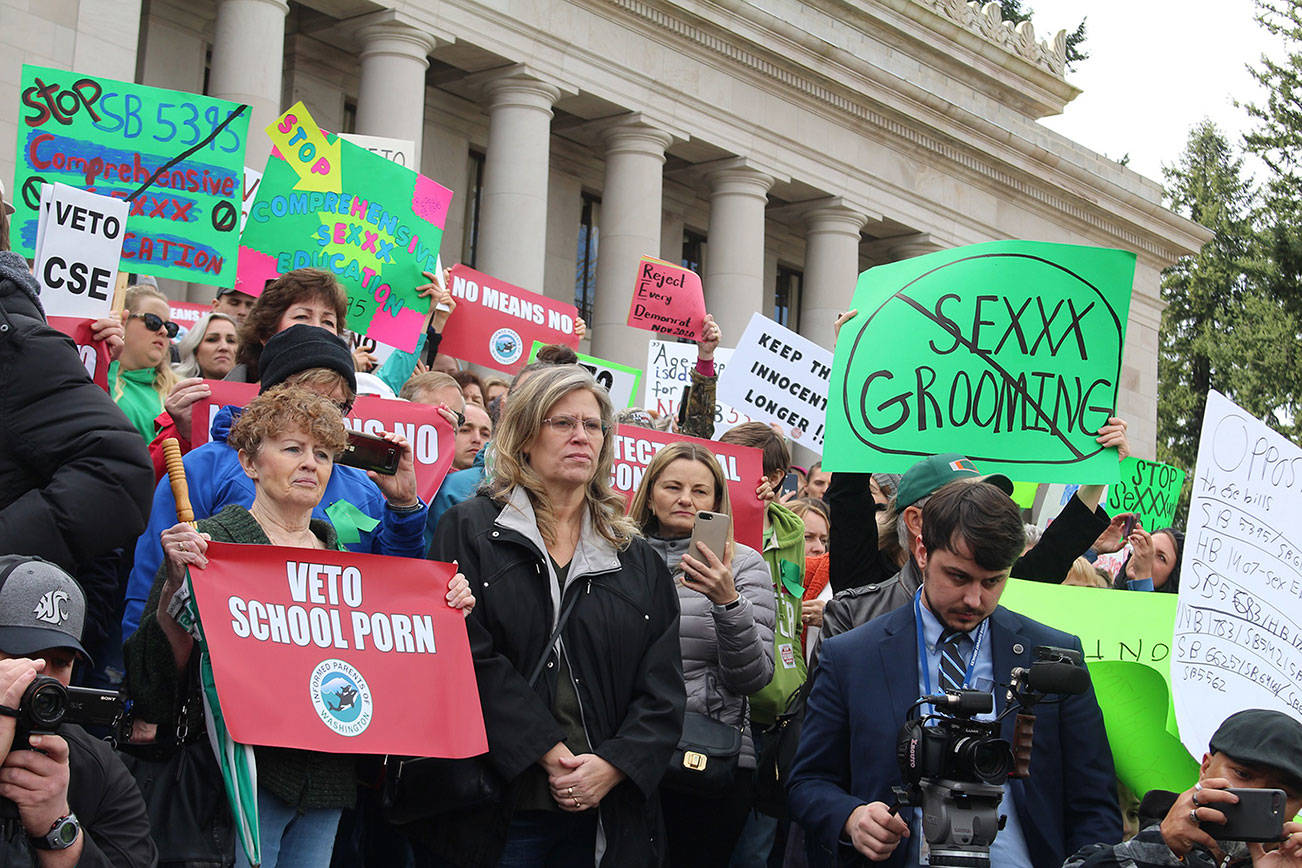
[626,256,706,340]
[440,265,581,374]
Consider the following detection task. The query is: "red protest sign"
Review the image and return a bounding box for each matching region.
[626,256,706,340]
[193,384,456,504]
[48,316,111,391]
[441,265,580,373]
[169,301,211,330]
[608,425,765,550]
[190,542,487,756]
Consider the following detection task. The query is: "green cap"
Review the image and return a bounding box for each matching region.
[894,453,1014,509]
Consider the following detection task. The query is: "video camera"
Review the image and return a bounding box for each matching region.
[890,646,1089,868]
[10,675,124,750]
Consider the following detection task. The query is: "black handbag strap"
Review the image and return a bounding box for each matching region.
[526,583,583,687]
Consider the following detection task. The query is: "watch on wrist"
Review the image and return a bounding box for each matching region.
[711,596,742,613]
[30,813,79,850]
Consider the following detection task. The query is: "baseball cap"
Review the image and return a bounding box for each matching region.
[0,178,14,216]
[894,453,1014,509]
[1209,709,1302,787]
[215,286,254,299]
[0,556,88,662]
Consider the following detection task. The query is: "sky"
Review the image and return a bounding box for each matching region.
[1029,0,1286,185]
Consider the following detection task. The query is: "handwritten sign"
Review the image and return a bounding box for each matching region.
[609,426,764,550]
[192,382,455,504]
[626,256,706,339]
[440,265,580,373]
[825,241,1135,482]
[1000,580,1198,795]
[644,340,753,435]
[529,341,642,408]
[239,167,262,235]
[718,313,833,452]
[1108,456,1185,532]
[32,183,128,319]
[47,316,111,391]
[238,103,453,351]
[14,65,250,285]
[189,542,486,756]
[339,134,416,168]
[1174,390,1302,757]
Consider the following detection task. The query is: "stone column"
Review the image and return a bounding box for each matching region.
[475,72,561,292]
[590,120,673,367]
[886,232,942,262]
[208,0,289,169]
[703,165,773,342]
[355,21,437,165]
[801,204,867,350]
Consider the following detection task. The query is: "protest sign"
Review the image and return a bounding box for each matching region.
[348,332,398,369]
[644,340,753,435]
[339,134,416,168]
[32,183,128,319]
[14,65,250,285]
[193,382,455,504]
[440,265,580,373]
[189,542,486,756]
[609,426,765,550]
[1000,580,1198,795]
[626,256,706,339]
[238,102,453,351]
[47,317,111,390]
[529,341,642,408]
[1174,390,1302,757]
[718,313,833,451]
[825,241,1135,483]
[169,300,211,331]
[239,167,262,235]
[1107,456,1185,532]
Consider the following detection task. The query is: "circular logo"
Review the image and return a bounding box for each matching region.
[489,327,523,366]
[309,659,373,737]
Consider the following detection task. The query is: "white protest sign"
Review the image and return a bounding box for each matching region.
[644,340,753,436]
[717,312,833,452]
[348,331,398,367]
[34,183,128,319]
[239,167,262,234]
[339,134,417,169]
[1173,389,1302,756]
[529,342,642,408]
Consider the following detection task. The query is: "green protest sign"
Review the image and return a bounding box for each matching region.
[528,341,643,408]
[1010,480,1038,509]
[825,241,1135,483]
[238,103,452,351]
[1107,456,1184,531]
[14,65,250,285]
[1000,580,1197,795]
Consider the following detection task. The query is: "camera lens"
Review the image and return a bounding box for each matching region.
[22,677,67,729]
[959,737,1013,784]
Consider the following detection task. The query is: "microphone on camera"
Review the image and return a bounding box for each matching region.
[927,690,994,715]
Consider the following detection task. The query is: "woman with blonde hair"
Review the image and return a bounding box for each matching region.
[629,440,775,867]
[172,311,238,380]
[111,284,178,440]
[419,364,684,867]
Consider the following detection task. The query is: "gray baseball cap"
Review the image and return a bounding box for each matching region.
[0,556,88,661]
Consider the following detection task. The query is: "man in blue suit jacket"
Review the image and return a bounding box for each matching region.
[789,481,1121,867]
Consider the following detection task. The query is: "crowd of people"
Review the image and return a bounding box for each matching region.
[0,188,1300,868]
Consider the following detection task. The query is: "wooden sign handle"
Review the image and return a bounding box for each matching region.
[111,269,129,314]
[162,438,197,527]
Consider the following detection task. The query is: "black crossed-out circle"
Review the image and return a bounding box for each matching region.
[212,201,238,232]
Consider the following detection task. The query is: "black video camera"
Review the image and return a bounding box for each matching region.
[889,645,1087,868]
[11,675,124,750]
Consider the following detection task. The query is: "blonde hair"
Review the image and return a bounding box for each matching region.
[1063,556,1109,588]
[486,365,638,549]
[117,285,178,401]
[173,312,237,379]
[628,441,733,540]
[400,371,461,404]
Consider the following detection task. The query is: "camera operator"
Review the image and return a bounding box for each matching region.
[788,480,1120,867]
[1065,709,1302,867]
[0,556,154,866]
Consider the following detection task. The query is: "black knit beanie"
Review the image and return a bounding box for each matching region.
[258,324,357,394]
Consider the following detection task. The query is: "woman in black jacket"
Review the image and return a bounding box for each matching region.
[418,364,685,867]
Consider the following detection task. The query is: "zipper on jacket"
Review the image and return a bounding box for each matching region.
[560,639,596,767]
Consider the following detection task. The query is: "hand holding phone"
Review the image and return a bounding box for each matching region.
[682,511,736,606]
[338,430,401,475]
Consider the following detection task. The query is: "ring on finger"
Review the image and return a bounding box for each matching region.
[1190,808,1199,824]
[573,797,581,808]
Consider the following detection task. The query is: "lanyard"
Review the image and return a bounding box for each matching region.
[914,587,986,699]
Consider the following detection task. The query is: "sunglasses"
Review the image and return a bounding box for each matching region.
[130,312,180,338]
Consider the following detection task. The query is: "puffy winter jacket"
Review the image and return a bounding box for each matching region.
[120,403,427,638]
[645,535,775,766]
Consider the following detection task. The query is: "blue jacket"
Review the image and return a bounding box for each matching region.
[121,405,427,638]
[788,603,1120,868]
[424,446,486,549]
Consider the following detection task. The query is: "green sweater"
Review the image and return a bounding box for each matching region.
[123,504,357,811]
[108,360,163,442]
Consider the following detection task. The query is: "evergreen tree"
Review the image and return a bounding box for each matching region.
[998,1,1088,68]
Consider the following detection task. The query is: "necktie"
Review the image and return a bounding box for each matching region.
[938,628,968,693]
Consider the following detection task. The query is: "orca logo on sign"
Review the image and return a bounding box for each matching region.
[489,327,523,366]
[310,659,373,737]
[33,590,69,625]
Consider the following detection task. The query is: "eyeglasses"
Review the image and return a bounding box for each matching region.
[129,312,179,338]
[542,415,608,437]
[451,410,467,429]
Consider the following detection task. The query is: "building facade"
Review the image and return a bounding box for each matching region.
[1,0,1211,458]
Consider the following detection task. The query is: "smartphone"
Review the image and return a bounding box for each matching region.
[781,472,800,498]
[338,430,400,475]
[1216,788,1287,842]
[688,510,731,564]
[1121,514,1138,536]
